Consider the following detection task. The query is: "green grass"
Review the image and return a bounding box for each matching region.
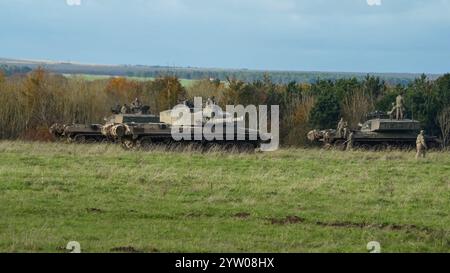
[63,74,198,87]
[0,141,449,253]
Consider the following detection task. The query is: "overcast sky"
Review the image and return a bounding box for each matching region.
[1,0,449,73]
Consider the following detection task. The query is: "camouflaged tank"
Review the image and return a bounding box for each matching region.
[308,113,440,150]
[103,104,271,150]
[50,122,105,143]
[50,102,153,143]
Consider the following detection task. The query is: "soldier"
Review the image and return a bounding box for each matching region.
[131,98,142,113]
[396,94,405,120]
[416,130,428,159]
[206,97,213,106]
[131,98,142,108]
[111,103,121,114]
[324,130,332,145]
[388,103,396,119]
[346,131,354,151]
[121,104,129,114]
[342,121,349,139]
[337,118,345,138]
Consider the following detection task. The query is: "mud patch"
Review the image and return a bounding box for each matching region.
[86,208,103,213]
[147,247,160,253]
[185,212,203,218]
[185,212,213,218]
[269,216,304,225]
[110,246,141,253]
[234,212,251,219]
[315,221,432,233]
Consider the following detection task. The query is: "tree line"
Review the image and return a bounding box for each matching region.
[1,62,432,85]
[1,68,450,147]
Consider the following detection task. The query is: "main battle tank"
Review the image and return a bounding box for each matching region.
[308,113,440,150]
[103,103,271,150]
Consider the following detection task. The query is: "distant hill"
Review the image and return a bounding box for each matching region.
[0,57,442,85]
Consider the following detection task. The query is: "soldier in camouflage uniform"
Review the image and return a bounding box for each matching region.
[337,118,345,138]
[346,131,354,151]
[388,103,396,119]
[396,94,405,120]
[342,121,349,139]
[416,130,427,159]
[131,98,142,113]
[121,104,129,114]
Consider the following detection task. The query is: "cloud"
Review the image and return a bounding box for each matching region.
[366,0,382,6]
[66,0,81,6]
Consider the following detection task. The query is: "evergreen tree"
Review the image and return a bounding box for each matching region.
[309,92,341,129]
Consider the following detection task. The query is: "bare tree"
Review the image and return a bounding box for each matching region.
[437,107,450,148]
[341,90,373,129]
[282,95,316,146]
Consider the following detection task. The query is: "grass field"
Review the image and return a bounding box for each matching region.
[63,74,198,87]
[0,141,449,253]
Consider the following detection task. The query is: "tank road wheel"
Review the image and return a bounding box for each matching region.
[383,142,393,151]
[322,143,333,150]
[122,139,137,150]
[202,143,220,153]
[374,143,389,152]
[333,140,346,151]
[137,137,153,150]
[373,145,383,152]
[85,137,97,144]
[427,141,440,151]
[74,135,86,144]
[360,144,372,151]
[239,142,256,153]
[400,144,413,152]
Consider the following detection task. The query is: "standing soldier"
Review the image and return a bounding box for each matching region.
[416,130,428,159]
[396,94,405,120]
[346,131,354,151]
[324,130,331,144]
[337,118,345,138]
[121,104,129,114]
[131,98,142,113]
[206,97,214,106]
[388,103,396,119]
[342,121,349,139]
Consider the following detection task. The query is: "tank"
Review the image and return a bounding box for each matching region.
[50,100,155,143]
[50,123,105,143]
[308,114,440,150]
[102,103,270,150]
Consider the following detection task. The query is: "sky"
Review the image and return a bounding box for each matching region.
[1,0,449,73]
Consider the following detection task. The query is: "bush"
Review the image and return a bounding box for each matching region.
[308,92,341,129]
